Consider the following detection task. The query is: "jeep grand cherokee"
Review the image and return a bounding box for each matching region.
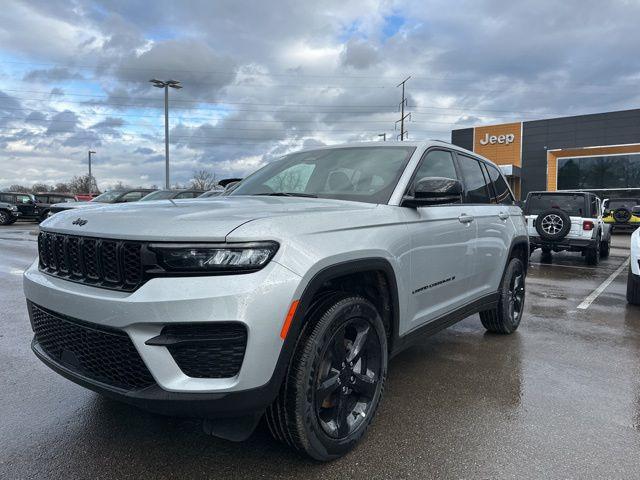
[24,141,528,460]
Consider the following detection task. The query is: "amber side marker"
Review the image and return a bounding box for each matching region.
[280,300,300,340]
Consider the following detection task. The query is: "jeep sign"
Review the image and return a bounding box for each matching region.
[479,132,515,145]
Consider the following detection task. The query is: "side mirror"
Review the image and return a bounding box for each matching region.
[603,209,611,216]
[403,177,463,208]
[632,206,640,216]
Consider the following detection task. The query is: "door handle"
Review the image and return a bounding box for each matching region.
[498,212,510,220]
[458,213,475,224]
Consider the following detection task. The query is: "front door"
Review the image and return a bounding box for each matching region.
[404,149,477,332]
[15,194,36,217]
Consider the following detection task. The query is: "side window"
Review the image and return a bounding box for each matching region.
[590,196,598,217]
[0,194,10,202]
[412,150,458,187]
[175,192,196,199]
[121,191,145,202]
[16,195,32,204]
[457,155,491,204]
[35,195,47,203]
[484,164,514,205]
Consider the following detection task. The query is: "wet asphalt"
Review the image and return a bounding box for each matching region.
[1,223,639,479]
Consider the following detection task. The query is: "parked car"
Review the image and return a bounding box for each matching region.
[139,189,205,201]
[525,191,611,264]
[25,141,528,460]
[198,189,224,198]
[628,224,640,305]
[33,193,76,221]
[0,192,42,222]
[0,201,20,225]
[48,188,156,216]
[603,197,640,232]
[75,193,99,202]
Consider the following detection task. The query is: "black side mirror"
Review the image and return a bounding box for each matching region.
[632,206,640,216]
[403,177,463,208]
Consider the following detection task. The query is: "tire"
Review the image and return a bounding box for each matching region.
[0,209,13,225]
[266,294,388,461]
[614,208,632,223]
[628,268,640,305]
[480,257,525,334]
[600,238,610,258]
[534,208,572,241]
[585,236,601,265]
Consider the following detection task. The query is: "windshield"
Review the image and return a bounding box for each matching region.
[91,190,124,203]
[230,146,416,204]
[607,198,640,210]
[526,193,586,216]
[140,190,177,201]
[199,190,223,198]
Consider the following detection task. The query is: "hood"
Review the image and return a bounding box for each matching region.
[50,201,101,211]
[40,196,375,241]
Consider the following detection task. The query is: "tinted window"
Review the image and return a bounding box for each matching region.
[16,195,32,204]
[558,153,640,189]
[607,198,640,210]
[525,194,586,216]
[483,164,514,205]
[35,195,48,203]
[0,194,11,202]
[458,155,491,203]
[121,191,145,202]
[412,150,457,187]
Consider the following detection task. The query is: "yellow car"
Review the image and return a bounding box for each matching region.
[603,198,640,232]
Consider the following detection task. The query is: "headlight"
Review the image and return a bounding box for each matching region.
[9,205,17,211]
[150,242,279,273]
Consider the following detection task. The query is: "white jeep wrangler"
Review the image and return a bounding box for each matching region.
[525,191,611,265]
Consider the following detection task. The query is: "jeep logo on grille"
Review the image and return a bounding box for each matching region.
[72,218,88,226]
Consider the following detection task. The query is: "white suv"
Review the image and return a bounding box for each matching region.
[24,141,528,460]
[524,191,611,265]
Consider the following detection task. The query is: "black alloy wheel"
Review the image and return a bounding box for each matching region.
[314,316,382,439]
[481,257,526,334]
[266,294,387,461]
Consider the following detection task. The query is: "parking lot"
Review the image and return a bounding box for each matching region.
[1,222,638,479]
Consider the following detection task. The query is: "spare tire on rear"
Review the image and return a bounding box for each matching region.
[613,208,632,223]
[534,208,572,240]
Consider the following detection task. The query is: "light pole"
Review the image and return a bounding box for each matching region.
[88,150,96,193]
[150,79,182,189]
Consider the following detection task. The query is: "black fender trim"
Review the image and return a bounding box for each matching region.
[507,235,530,272]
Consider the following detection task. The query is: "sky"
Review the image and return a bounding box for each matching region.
[1,0,639,190]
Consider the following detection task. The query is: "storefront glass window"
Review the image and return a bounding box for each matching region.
[558,153,640,189]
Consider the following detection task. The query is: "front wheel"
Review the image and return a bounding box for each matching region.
[0,210,13,225]
[628,268,640,305]
[480,257,525,334]
[266,294,387,461]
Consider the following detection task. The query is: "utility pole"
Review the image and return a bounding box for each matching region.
[150,79,182,189]
[88,150,96,193]
[378,133,386,141]
[395,76,411,140]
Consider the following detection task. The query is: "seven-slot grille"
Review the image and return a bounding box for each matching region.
[29,302,155,391]
[38,232,143,291]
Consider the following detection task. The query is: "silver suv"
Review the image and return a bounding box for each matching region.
[24,141,528,460]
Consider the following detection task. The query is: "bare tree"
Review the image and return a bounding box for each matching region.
[190,169,217,190]
[32,183,52,193]
[53,183,71,193]
[69,175,98,194]
[8,184,31,192]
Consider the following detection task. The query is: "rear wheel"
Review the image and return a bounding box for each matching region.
[266,295,387,461]
[628,268,640,305]
[480,257,525,334]
[600,238,610,258]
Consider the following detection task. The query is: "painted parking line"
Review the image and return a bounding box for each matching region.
[576,257,630,310]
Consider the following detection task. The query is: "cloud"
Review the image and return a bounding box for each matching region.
[341,38,380,69]
[46,110,79,135]
[23,67,84,82]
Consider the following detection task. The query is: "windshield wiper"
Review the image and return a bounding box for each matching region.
[254,192,318,198]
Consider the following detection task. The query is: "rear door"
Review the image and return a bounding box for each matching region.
[456,154,511,298]
[405,148,477,330]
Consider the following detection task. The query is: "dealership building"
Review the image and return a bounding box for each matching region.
[451,108,640,200]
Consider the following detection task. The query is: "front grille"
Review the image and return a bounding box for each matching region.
[39,232,144,291]
[161,324,247,378]
[29,302,154,391]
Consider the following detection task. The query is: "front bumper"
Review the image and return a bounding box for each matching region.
[529,236,595,251]
[24,259,302,414]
